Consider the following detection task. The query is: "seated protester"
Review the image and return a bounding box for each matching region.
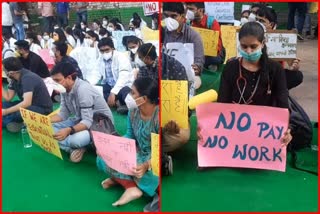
[2,57,53,133]
[73,28,86,47]
[87,37,133,115]
[256,5,303,89]
[151,12,159,30]
[53,41,83,79]
[161,52,191,152]
[186,2,226,72]
[50,62,113,162]
[85,30,99,52]
[92,19,102,35]
[129,12,147,30]
[98,27,110,40]
[80,21,91,32]
[240,10,250,25]
[123,35,144,69]
[97,77,159,207]
[107,18,123,32]
[40,31,55,52]
[65,26,76,48]
[53,28,73,55]
[136,43,158,81]
[25,31,42,55]
[14,40,50,78]
[102,16,109,29]
[3,31,17,54]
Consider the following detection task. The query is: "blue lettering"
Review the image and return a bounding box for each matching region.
[215,112,235,130]
[248,146,259,161]
[273,148,282,162]
[232,144,247,160]
[219,136,228,149]
[203,135,228,149]
[237,113,251,132]
[276,126,284,140]
[257,122,269,138]
[264,126,276,139]
[259,146,271,161]
[203,136,217,148]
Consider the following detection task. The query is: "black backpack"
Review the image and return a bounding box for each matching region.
[287,95,316,175]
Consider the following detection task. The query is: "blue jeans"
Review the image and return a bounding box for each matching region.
[76,11,87,24]
[14,22,25,40]
[2,101,52,127]
[52,119,91,153]
[102,84,131,106]
[287,3,308,34]
[57,13,68,29]
[42,16,54,34]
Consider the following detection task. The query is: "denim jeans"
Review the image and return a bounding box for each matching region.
[42,16,54,34]
[57,14,68,29]
[2,101,52,127]
[287,3,308,34]
[76,11,87,24]
[52,119,91,153]
[14,22,25,40]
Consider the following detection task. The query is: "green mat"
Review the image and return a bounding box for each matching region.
[161,113,318,212]
[2,107,151,212]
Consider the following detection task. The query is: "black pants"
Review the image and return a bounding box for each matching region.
[102,83,131,106]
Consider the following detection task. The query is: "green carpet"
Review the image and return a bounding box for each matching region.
[2,105,151,211]
[161,112,318,212]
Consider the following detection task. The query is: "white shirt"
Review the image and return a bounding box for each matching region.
[2,2,13,26]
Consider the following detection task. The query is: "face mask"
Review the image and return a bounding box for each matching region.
[88,39,94,46]
[125,94,138,110]
[248,13,256,22]
[54,26,59,30]
[239,47,263,62]
[43,35,50,41]
[135,57,146,67]
[186,10,195,21]
[81,25,86,29]
[240,17,249,25]
[165,17,179,31]
[130,47,138,54]
[25,39,31,44]
[103,20,108,26]
[103,52,112,61]
[107,27,114,32]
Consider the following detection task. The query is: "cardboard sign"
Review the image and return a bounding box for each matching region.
[141,26,159,41]
[221,25,239,63]
[20,108,63,160]
[151,133,159,176]
[204,2,235,23]
[112,31,135,52]
[161,80,188,129]
[192,27,219,56]
[196,103,289,172]
[92,131,137,175]
[143,2,159,16]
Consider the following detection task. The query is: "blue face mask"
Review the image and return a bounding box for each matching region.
[239,47,262,62]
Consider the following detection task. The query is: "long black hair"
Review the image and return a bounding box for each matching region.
[133,77,159,105]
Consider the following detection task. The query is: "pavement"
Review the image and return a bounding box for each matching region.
[290,37,318,121]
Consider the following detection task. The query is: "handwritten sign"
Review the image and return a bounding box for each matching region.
[38,49,55,70]
[221,25,239,63]
[236,30,297,59]
[143,2,159,16]
[204,2,235,23]
[151,133,159,176]
[161,80,188,129]
[112,31,135,52]
[92,131,137,175]
[141,26,159,41]
[196,103,289,172]
[165,42,194,81]
[192,27,219,56]
[20,108,63,160]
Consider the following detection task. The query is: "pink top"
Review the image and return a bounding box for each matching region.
[38,2,54,17]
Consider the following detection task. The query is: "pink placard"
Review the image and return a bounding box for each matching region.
[196,103,289,172]
[38,49,55,68]
[92,131,137,175]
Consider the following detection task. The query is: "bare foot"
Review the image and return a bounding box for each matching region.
[112,187,143,206]
[101,178,117,189]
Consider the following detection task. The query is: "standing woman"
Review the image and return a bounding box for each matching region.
[96,77,159,206]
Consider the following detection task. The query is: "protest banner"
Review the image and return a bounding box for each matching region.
[142,2,159,16]
[196,103,289,172]
[220,25,239,63]
[141,26,159,56]
[112,31,135,52]
[161,80,189,129]
[204,2,234,23]
[192,27,219,56]
[92,131,137,175]
[151,133,159,176]
[20,108,63,159]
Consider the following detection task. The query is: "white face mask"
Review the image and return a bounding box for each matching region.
[25,39,31,44]
[103,52,112,61]
[130,47,138,54]
[135,57,146,67]
[186,10,195,21]
[81,24,86,30]
[88,39,94,46]
[165,17,179,31]
[240,17,249,25]
[125,94,138,110]
[43,35,50,41]
[248,13,256,22]
[103,20,108,26]
[107,27,114,32]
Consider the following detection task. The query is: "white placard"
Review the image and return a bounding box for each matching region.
[143,2,159,16]
[204,2,234,23]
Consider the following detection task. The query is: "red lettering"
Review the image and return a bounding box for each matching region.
[39,116,49,126]
[28,112,37,122]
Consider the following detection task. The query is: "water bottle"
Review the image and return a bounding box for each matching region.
[21,126,32,148]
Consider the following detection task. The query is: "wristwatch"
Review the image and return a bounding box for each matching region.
[69,126,76,135]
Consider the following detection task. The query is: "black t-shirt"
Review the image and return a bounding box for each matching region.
[218,58,289,108]
[19,52,50,78]
[8,69,53,112]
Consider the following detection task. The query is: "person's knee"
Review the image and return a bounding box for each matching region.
[69,131,91,148]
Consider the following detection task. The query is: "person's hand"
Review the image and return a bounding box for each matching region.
[107,93,116,107]
[289,58,301,71]
[281,129,292,147]
[133,162,149,178]
[197,125,203,142]
[192,64,201,76]
[2,109,8,116]
[163,120,180,134]
[53,127,71,141]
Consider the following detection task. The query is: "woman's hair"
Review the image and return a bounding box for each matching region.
[99,27,111,37]
[138,43,157,61]
[54,28,67,43]
[26,31,41,46]
[239,22,269,83]
[123,36,143,61]
[133,77,159,105]
[73,28,85,44]
[93,19,102,27]
[65,26,73,35]
[256,5,277,27]
[86,30,99,41]
[163,2,185,14]
[109,18,123,31]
